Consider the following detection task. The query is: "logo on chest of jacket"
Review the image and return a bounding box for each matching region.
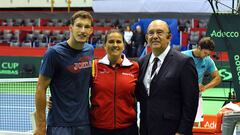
[122,72,134,77]
[99,69,109,74]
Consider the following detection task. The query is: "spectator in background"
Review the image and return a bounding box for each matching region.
[113,19,124,33]
[136,19,199,135]
[182,37,221,124]
[131,25,146,57]
[124,25,133,57]
[90,29,139,135]
[34,10,93,135]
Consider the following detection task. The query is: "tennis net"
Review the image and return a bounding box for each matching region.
[0,78,37,132]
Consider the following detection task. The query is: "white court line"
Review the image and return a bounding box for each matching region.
[0,78,38,82]
[0,106,34,109]
[0,131,33,135]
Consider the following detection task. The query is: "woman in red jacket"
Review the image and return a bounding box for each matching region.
[48,29,139,135]
[90,29,139,135]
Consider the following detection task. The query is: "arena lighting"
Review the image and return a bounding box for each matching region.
[237,2,240,13]
[215,0,219,11]
[208,0,239,14]
[67,0,71,13]
[51,0,54,12]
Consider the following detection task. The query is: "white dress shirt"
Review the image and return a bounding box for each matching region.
[124,31,133,44]
[143,45,170,96]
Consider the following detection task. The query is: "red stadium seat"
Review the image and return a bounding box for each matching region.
[193,102,240,135]
[192,114,222,134]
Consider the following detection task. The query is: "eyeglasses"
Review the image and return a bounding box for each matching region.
[147,30,169,37]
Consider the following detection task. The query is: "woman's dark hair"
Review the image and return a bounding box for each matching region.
[103,29,124,44]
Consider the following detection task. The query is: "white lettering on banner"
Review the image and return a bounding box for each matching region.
[0,70,18,75]
[204,121,216,129]
[1,62,19,69]
[0,62,19,75]
[234,55,240,84]
[210,30,239,38]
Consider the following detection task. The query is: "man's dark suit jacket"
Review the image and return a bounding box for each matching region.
[136,48,199,135]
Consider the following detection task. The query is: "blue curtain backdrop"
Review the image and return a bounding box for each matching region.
[131,18,180,47]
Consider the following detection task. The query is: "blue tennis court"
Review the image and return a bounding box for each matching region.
[0,94,35,132]
[0,78,232,133]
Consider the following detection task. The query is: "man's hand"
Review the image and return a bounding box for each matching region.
[47,96,52,111]
[34,127,46,135]
[199,84,206,92]
[175,132,183,135]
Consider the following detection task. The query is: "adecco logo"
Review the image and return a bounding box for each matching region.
[210,30,239,38]
[234,55,240,85]
[204,121,216,129]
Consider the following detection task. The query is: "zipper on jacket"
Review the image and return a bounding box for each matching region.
[114,69,117,129]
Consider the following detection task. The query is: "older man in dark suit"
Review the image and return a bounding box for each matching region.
[136,20,199,135]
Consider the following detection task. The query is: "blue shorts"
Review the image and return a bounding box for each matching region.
[46,125,91,135]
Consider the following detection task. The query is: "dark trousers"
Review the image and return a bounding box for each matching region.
[125,43,132,57]
[91,124,139,135]
[222,112,240,135]
[46,125,91,135]
[137,45,144,57]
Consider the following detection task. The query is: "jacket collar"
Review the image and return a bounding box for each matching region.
[98,54,133,66]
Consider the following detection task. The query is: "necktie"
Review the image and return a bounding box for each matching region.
[151,57,159,77]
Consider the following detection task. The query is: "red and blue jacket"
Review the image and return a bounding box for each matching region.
[90,55,139,129]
